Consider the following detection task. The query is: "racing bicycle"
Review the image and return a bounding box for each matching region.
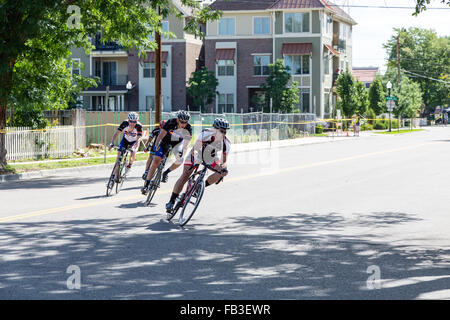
[166,160,224,227]
[106,145,131,196]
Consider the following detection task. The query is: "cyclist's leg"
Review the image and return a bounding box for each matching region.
[145,145,164,181]
[114,138,126,177]
[162,142,183,181]
[166,155,196,208]
[128,142,138,167]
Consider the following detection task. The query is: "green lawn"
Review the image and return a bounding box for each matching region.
[375,129,424,135]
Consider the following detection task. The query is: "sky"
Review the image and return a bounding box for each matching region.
[332,0,450,73]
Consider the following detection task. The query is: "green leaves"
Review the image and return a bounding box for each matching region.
[260,59,300,113]
[384,27,449,113]
[186,67,219,112]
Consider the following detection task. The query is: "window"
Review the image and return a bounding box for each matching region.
[149,21,169,40]
[146,96,155,111]
[323,55,330,75]
[143,62,167,78]
[323,14,332,34]
[284,55,310,75]
[254,17,270,35]
[102,61,117,85]
[324,92,330,114]
[217,60,234,76]
[219,18,235,36]
[218,94,234,113]
[253,55,270,76]
[285,13,310,33]
[71,58,81,76]
[301,89,310,113]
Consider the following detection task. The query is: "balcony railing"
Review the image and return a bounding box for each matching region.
[92,34,123,51]
[86,74,129,90]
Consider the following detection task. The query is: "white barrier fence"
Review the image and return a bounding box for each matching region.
[5,126,75,161]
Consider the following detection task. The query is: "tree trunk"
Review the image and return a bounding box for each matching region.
[0,59,15,171]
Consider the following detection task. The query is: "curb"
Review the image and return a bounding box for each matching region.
[0,136,350,183]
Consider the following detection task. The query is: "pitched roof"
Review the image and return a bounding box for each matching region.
[352,68,379,83]
[208,0,356,25]
[210,0,276,11]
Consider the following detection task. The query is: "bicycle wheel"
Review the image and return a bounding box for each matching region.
[145,168,161,206]
[178,179,205,226]
[106,162,119,197]
[115,154,127,194]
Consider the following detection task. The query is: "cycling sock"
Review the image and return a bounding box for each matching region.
[144,180,150,188]
[205,181,211,187]
[170,192,179,204]
[164,168,171,175]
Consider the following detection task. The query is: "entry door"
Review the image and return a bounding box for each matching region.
[102,61,117,86]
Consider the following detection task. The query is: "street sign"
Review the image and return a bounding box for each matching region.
[386,100,395,111]
[386,96,397,101]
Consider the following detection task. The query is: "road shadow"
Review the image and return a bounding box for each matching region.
[0,176,110,191]
[0,211,448,300]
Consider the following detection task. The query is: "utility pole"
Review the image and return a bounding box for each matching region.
[154,6,162,124]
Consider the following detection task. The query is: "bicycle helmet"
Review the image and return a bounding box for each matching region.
[213,118,230,130]
[128,112,139,122]
[159,120,166,128]
[176,110,190,122]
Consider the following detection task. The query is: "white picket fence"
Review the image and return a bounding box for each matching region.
[5,126,75,161]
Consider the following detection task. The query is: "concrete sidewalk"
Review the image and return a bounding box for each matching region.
[0,134,357,183]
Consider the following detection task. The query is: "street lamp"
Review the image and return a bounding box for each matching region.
[386,81,392,132]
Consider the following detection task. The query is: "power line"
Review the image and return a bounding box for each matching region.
[402,69,450,85]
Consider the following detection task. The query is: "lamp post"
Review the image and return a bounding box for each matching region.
[387,81,392,132]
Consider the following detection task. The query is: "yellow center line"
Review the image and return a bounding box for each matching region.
[0,141,439,223]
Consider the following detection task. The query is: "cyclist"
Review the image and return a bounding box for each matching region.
[142,120,166,180]
[141,110,192,195]
[165,118,230,212]
[108,112,143,182]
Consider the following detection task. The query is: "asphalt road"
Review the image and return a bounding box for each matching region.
[1,127,450,300]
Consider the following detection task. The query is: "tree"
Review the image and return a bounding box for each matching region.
[0,0,221,171]
[414,0,450,15]
[354,80,369,116]
[384,27,450,115]
[186,67,218,113]
[392,77,423,119]
[260,59,300,113]
[335,71,357,118]
[368,78,385,115]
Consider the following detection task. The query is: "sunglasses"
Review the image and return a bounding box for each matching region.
[179,120,188,124]
[129,120,137,124]
[219,129,227,134]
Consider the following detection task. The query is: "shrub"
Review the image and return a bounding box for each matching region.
[361,123,373,131]
[315,124,324,134]
[374,121,387,130]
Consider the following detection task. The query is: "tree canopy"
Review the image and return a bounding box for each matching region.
[260,59,300,113]
[384,27,449,114]
[0,0,221,169]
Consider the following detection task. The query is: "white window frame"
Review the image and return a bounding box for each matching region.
[217,93,234,113]
[146,95,155,111]
[71,58,81,77]
[143,62,167,78]
[217,59,234,76]
[253,16,270,35]
[253,55,271,77]
[284,55,310,75]
[218,17,236,36]
[284,12,310,34]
